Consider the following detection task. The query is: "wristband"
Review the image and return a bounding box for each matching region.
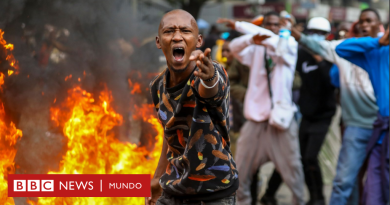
[205,66,217,82]
[200,71,220,89]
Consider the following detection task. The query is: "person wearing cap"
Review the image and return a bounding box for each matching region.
[287,9,383,205]
[262,17,336,205]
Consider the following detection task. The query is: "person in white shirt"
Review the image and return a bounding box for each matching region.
[218,12,304,205]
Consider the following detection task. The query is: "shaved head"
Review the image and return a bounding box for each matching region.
[158,9,198,36]
[156,9,203,73]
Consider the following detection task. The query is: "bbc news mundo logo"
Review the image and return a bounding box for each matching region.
[8,174,150,197]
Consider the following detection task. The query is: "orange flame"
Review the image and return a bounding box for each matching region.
[128,79,142,94]
[0,73,4,92]
[0,29,23,205]
[0,102,23,205]
[0,29,19,76]
[64,74,72,81]
[32,86,162,204]
[0,29,162,205]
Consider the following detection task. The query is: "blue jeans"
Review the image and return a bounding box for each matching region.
[330,126,373,205]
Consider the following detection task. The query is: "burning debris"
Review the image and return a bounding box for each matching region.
[0,27,164,204]
[0,29,19,92]
[32,86,163,204]
[0,102,22,205]
[0,30,18,75]
[0,101,22,205]
[0,29,23,205]
[0,1,167,203]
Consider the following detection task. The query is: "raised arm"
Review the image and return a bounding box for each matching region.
[335,37,380,69]
[336,28,389,59]
[337,37,382,54]
[287,20,340,63]
[217,18,275,36]
[235,21,275,36]
[298,34,341,64]
[228,34,255,66]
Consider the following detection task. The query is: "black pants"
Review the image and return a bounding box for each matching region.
[250,168,260,205]
[264,117,332,201]
[231,98,245,133]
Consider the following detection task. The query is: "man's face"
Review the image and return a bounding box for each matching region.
[156,12,202,72]
[359,11,380,37]
[263,15,280,34]
[222,41,233,65]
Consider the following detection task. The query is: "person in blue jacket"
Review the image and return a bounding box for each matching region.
[336,27,389,205]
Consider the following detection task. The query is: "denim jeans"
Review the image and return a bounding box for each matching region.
[329,126,373,205]
[156,192,236,205]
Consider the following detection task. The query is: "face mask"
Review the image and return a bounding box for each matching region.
[309,33,326,41]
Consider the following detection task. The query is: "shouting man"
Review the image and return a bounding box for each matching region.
[146,10,238,205]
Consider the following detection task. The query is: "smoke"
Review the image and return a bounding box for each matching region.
[0,0,168,198]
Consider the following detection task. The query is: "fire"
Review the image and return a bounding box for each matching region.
[0,102,23,205]
[64,74,72,81]
[33,86,162,204]
[0,73,4,92]
[0,29,162,205]
[0,29,23,205]
[128,79,142,94]
[0,29,19,76]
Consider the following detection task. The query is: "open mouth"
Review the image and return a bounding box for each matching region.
[173,47,185,62]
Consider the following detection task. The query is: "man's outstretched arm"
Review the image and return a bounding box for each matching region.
[217,18,275,36]
[336,28,389,61]
[336,27,389,71]
[190,48,219,99]
[335,37,378,70]
[288,20,339,63]
[228,33,270,68]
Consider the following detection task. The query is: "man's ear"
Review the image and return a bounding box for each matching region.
[156,36,161,49]
[196,34,203,48]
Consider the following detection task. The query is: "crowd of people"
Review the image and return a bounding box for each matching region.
[146,7,389,205]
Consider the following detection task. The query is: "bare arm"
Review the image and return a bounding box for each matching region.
[146,136,168,205]
[153,136,168,180]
